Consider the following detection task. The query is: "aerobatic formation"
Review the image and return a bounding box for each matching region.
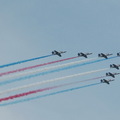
[0,50,119,106]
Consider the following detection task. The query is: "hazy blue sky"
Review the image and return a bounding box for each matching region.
[0,0,120,120]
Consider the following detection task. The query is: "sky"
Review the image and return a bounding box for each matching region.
[0,0,120,120]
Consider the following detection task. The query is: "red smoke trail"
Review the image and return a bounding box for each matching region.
[0,86,58,102]
[0,56,78,77]
[0,76,105,102]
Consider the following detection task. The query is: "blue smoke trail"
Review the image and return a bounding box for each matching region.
[0,56,117,86]
[0,54,53,68]
[0,82,101,106]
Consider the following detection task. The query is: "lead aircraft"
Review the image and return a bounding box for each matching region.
[52,50,66,57]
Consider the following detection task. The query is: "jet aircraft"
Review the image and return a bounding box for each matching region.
[101,79,114,84]
[52,50,66,57]
[106,72,120,78]
[78,52,92,58]
[98,53,113,59]
[110,64,120,70]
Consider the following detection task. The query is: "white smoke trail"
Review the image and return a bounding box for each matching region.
[0,67,109,95]
[0,58,97,81]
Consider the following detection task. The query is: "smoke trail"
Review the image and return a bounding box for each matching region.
[0,56,117,78]
[0,76,105,102]
[0,58,96,81]
[0,54,53,68]
[0,56,115,86]
[0,62,108,86]
[0,82,101,106]
[0,56,79,77]
[0,68,108,95]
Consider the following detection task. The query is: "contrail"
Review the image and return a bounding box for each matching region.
[0,76,105,102]
[0,82,101,106]
[0,56,116,86]
[0,54,53,68]
[0,58,96,81]
[0,68,109,95]
[0,56,79,77]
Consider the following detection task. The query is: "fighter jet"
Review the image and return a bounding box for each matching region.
[101,79,114,84]
[98,53,113,59]
[78,52,92,58]
[52,50,66,57]
[106,72,120,78]
[117,52,120,56]
[110,64,120,70]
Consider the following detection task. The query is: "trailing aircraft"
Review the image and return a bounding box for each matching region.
[110,64,120,70]
[106,72,120,78]
[98,53,113,59]
[101,79,114,84]
[52,50,66,57]
[78,52,92,58]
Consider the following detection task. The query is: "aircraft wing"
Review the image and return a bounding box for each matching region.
[57,53,62,57]
[103,54,108,59]
[105,81,110,84]
[83,54,87,58]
